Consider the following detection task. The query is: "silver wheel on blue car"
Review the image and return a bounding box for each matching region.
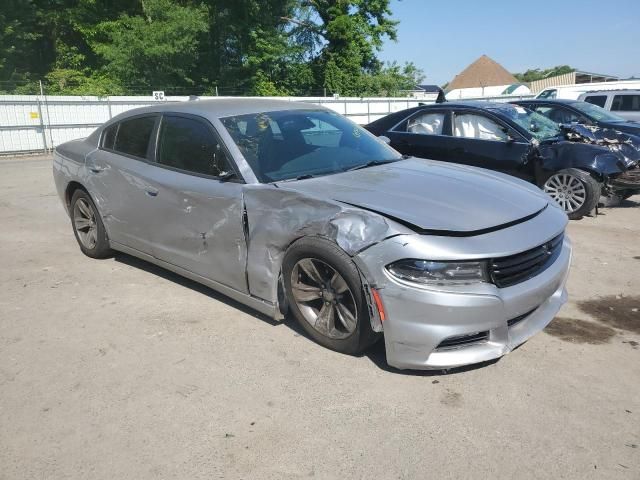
[543,168,601,220]
[291,258,358,339]
[282,237,380,355]
[70,189,112,258]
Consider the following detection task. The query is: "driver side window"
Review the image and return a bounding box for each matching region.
[453,113,508,141]
[157,115,232,177]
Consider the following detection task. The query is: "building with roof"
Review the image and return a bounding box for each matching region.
[445,55,530,100]
[528,70,620,94]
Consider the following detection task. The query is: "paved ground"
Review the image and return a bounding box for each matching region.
[0,155,638,479]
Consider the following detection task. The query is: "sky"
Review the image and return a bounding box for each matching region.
[379,0,640,86]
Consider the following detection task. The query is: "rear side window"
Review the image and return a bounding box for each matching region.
[583,95,607,108]
[407,112,445,135]
[157,115,232,177]
[612,94,640,112]
[111,116,156,159]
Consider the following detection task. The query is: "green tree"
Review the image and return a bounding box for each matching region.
[288,0,402,95]
[89,0,209,91]
[0,1,41,92]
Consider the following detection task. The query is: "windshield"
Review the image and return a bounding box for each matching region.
[571,101,626,123]
[221,109,401,182]
[490,105,562,141]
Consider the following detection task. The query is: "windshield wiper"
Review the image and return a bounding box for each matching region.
[345,159,398,172]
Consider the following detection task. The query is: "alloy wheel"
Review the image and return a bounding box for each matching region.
[543,173,587,213]
[290,258,358,339]
[73,198,98,250]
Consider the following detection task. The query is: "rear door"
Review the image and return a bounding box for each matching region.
[386,108,453,161]
[85,114,160,253]
[141,113,248,293]
[448,109,533,180]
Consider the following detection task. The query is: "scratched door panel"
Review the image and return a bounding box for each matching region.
[143,165,248,294]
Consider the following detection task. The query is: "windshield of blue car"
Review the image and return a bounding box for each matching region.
[490,105,562,141]
[221,109,402,182]
[571,101,626,123]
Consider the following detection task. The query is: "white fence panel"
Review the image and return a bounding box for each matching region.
[0,94,443,154]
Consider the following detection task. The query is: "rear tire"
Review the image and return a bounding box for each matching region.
[282,237,379,355]
[543,168,601,220]
[70,189,112,258]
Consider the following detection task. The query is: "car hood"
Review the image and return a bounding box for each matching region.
[275,158,550,234]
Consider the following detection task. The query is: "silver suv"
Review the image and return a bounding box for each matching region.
[578,90,640,122]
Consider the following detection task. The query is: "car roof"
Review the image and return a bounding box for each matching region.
[515,99,577,105]
[422,100,510,109]
[107,98,327,124]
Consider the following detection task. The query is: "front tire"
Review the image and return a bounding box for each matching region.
[70,189,112,258]
[543,168,601,220]
[282,237,379,355]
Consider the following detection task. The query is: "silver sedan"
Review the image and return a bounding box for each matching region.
[53,99,571,370]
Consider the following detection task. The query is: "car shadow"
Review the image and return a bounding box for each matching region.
[113,252,280,326]
[616,198,640,208]
[113,252,501,376]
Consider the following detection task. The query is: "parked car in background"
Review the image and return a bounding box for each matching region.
[513,99,640,137]
[365,102,640,219]
[577,90,640,122]
[535,80,640,101]
[53,99,572,370]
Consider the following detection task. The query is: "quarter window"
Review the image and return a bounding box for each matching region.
[102,123,118,150]
[407,112,445,135]
[453,114,507,141]
[111,116,156,159]
[611,94,640,112]
[583,95,607,108]
[157,115,232,177]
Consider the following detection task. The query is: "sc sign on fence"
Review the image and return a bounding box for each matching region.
[153,91,165,101]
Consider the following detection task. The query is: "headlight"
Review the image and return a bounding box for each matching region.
[386,259,489,286]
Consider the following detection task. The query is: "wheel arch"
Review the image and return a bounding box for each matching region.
[65,181,88,212]
[278,234,383,332]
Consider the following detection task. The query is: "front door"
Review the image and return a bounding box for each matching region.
[449,110,533,181]
[143,114,248,293]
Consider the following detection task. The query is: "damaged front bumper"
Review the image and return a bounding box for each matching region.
[609,166,640,192]
[354,207,571,370]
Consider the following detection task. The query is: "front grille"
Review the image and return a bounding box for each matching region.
[490,234,564,288]
[436,331,489,350]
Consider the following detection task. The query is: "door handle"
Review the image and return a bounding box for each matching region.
[89,165,105,173]
[145,187,159,197]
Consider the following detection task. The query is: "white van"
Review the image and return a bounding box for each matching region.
[577,90,640,122]
[536,80,640,101]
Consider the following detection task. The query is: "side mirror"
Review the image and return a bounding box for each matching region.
[378,135,391,145]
